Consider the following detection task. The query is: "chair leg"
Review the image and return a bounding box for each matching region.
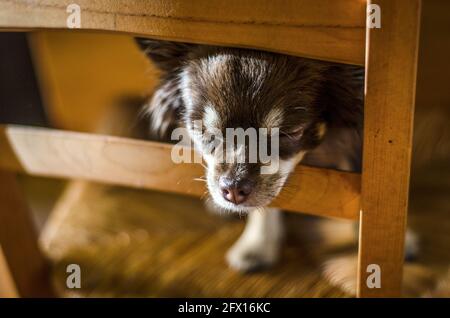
[357,0,421,297]
[0,170,54,297]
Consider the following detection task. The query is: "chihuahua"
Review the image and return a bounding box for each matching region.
[136,38,365,272]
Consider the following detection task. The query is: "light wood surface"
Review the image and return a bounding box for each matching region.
[0,170,54,297]
[357,0,421,297]
[0,0,366,65]
[28,31,157,132]
[0,125,361,220]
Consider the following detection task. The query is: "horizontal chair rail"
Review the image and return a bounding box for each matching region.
[0,0,365,65]
[0,125,361,220]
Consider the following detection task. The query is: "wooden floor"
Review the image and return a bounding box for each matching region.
[18,156,450,297]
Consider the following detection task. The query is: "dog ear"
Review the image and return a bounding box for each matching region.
[135,38,195,73]
[143,77,184,141]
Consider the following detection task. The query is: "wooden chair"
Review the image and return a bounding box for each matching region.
[0,0,421,297]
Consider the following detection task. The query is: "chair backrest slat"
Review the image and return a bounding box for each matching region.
[0,0,366,65]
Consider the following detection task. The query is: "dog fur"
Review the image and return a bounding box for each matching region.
[135,40,440,288]
[137,38,365,273]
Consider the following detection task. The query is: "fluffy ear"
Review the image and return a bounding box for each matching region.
[135,38,195,73]
[143,76,184,141]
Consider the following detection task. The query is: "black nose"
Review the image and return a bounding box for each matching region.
[219,177,253,205]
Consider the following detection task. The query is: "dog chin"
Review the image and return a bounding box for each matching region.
[217,203,256,214]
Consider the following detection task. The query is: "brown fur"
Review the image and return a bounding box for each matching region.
[137,39,363,161]
[136,38,364,213]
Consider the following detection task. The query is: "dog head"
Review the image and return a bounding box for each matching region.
[137,39,362,213]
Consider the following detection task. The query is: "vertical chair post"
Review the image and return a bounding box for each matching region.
[0,170,54,297]
[357,0,421,297]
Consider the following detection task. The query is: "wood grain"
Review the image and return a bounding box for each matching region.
[0,170,54,297]
[357,0,421,297]
[0,0,366,65]
[0,125,361,220]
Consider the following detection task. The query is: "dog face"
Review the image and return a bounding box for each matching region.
[181,49,331,212]
[137,39,362,213]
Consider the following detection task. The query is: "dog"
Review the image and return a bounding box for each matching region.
[136,39,423,275]
[136,38,363,272]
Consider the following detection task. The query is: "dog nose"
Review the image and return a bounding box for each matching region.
[219,177,253,204]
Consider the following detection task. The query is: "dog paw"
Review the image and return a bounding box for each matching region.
[226,240,280,273]
[321,254,358,296]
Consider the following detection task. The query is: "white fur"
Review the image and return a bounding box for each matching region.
[264,107,284,128]
[204,55,230,77]
[204,106,219,129]
[279,151,306,175]
[225,153,306,271]
[227,208,283,272]
[180,68,194,111]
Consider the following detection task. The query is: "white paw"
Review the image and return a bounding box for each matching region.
[226,240,280,273]
[321,254,358,296]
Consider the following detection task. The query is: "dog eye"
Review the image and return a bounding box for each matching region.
[281,127,304,141]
